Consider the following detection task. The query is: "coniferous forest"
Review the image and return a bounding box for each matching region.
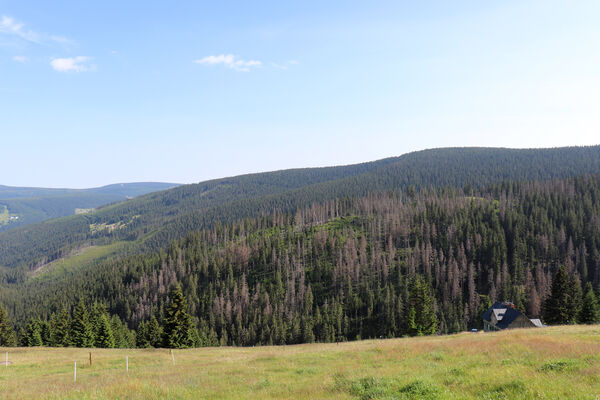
[1,148,600,348]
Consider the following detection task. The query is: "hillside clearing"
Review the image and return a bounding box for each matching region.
[0,205,13,227]
[1,326,599,399]
[29,242,127,280]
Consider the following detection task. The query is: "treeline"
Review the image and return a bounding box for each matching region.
[544,265,600,325]
[0,276,438,348]
[2,265,597,348]
[1,146,599,272]
[0,300,135,348]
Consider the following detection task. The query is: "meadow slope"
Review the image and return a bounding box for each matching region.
[1,325,599,399]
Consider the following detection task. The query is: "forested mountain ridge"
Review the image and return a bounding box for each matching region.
[0,182,178,200]
[0,182,178,232]
[1,146,599,273]
[2,172,600,345]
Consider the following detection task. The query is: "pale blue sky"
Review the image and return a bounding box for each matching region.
[1,1,599,188]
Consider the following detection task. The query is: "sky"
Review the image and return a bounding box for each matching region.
[1,1,600,188]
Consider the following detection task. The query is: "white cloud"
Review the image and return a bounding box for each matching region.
[0,15,39,43]
[50,56,93,72]
[12,55,28,63]
[0,15,72,45]
[193,54,262,72]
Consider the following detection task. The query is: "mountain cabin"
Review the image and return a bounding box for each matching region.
[482,301,545,331]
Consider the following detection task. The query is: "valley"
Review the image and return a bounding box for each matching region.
[0,182,178,233]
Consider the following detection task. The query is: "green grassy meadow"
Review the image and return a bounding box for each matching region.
[0,205,10,227]
[29,242,127,280]
[1,325,599,399]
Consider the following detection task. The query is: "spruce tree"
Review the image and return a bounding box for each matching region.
[110,315,125,348]
[406,276,438,336]
[70,299,94,347]
[89,302,103,343]
[23,319,43,346]
[544,265,577,325]
[90,303,116,348]
[50,307,71,347]
[0,304,16,346]
[95,314,115,348]
[39,320,51,346]
[579,283,600,324]
[475,295,492,330]
[147,316,163,347]
[136,321,150,348]
[162,284,196,348]
[406,306,417,336]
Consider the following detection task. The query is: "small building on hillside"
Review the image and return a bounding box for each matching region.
[482,301,545,331]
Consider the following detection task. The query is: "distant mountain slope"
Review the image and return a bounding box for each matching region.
[0,182,179,232]
[0,146,599,270]
[3,171,600,338]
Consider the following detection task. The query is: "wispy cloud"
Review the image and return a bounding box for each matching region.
[0,15,40,43]
[0,15,73,46]
[12,55,28,63]
[193,54,262,72]
[50,56,94,72]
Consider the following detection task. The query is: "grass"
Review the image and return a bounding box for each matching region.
[0,205,8,225]
[29,242,127,280]
[1,325,599,399]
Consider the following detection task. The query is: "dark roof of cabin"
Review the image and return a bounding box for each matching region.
[482,301,513,322]
[496,307,523,329]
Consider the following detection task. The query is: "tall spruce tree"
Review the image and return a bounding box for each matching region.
[162,284,196,348]
[0,303,16,346]
[90,303,115,348]
[110,315,126,348]
[39,320,51,345]
[95,314,115,348]
[544,266,578,324]
[406,276,438,336]
[147,316,163,347]
[89,302,103,342]
[23,319,43,346]
[49,307,71,347]
[70,299,94,347]
[136,321,150,348]
[579,283,600,324]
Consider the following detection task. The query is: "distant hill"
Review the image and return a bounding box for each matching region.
[0,146,598,271]
[0,182,179,232]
